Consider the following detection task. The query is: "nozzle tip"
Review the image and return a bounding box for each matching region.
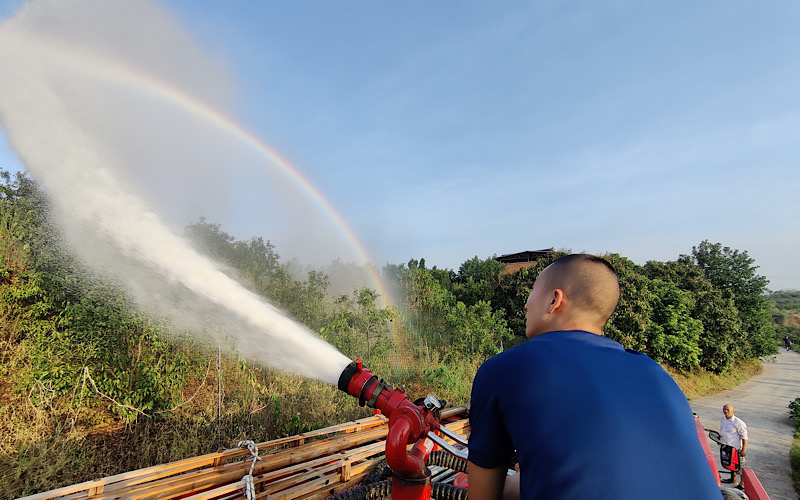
[338,360,359,394]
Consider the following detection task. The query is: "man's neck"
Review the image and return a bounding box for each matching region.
[544,317,604,336]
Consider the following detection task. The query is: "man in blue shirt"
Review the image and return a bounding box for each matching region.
[468,254,721,499]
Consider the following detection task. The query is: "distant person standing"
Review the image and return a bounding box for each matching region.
[785,335,792,351]
[720,404,748,487]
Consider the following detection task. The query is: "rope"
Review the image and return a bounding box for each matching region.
[238,440,262,500]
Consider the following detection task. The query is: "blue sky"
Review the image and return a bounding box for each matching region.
[1,1,799,290]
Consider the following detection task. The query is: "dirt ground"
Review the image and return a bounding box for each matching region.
[691,349,800,500]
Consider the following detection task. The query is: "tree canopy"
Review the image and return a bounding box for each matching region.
[0,168,781,425]
[0,169,785,498]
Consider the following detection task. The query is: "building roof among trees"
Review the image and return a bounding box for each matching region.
[495,249,554,263]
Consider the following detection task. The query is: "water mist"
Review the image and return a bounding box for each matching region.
[0,0,353,384]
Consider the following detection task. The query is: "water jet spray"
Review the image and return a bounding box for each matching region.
[0,0,357,384]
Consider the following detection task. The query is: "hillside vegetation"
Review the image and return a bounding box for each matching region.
[770,290,800,331]
[0,170,780,497]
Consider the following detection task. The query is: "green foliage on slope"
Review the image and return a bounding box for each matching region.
[0,169,783,496]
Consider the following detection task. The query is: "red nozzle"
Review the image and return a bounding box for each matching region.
[338,359,414,417]
[337,359,442,477]
[338,358,381,406]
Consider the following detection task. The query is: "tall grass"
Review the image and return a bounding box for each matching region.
[2,343,765,498]
[0,352,371,498]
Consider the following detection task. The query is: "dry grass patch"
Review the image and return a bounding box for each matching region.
[665,358,763,400]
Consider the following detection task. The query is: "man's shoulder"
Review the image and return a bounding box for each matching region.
[479,342,528,368]
[483,330,634,364]
[476,330,632,381]
[474,340,542,382]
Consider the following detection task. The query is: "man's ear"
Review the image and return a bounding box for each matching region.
[549,289,565,313]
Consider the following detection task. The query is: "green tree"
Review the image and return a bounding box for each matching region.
[269,268,331,331]
[453,256,504,308]
[644,279,703,370]
[322,287,394,362]
[690,241,776,358]
[0,171,197,421]
[388,264,456,349]
[185,218,281,290]
[604,254,653,353]
[184,218,238,264]
[645,259,741,373]
[184,217,330,330]
[445,300,512,361]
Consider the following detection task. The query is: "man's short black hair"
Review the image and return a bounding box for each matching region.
[545,254,620,324]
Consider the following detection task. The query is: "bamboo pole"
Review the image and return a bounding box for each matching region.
[19,406,470,500]
[17,414,390,500]
[176,443,385,500]
[117,428,390,500]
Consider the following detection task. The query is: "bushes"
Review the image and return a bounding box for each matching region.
[422,363,477,405]
[1,170,781,392]
[691,241,776,359]
[789,397,800,495]
[444,301,511,362]
[0,173,199,421]
[382,246,777,377]
[640,260,738,372]
[0,169,786,496]
[322,287,395,363]
[644,279,703,370]
[603,251,774,373]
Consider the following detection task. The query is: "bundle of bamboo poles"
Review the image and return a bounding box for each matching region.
[20,406,470,500]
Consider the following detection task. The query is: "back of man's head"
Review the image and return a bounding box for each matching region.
[544,254,620,327]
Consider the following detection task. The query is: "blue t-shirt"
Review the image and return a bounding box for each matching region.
[469,330,720,499]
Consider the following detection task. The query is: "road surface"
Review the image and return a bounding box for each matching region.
[691,349,800,500]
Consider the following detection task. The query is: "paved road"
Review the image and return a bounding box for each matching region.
[691,349,800,500]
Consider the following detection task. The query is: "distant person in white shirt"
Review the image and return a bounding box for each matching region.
[720,404,748,487]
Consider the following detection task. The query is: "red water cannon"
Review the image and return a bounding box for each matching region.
[338,359,444,497]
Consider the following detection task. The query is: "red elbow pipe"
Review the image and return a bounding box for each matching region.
[386,415,425,476]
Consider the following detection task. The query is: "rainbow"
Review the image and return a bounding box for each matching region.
[25,35,395,305]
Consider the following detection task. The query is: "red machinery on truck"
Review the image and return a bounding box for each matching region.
[337,358,468,500]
